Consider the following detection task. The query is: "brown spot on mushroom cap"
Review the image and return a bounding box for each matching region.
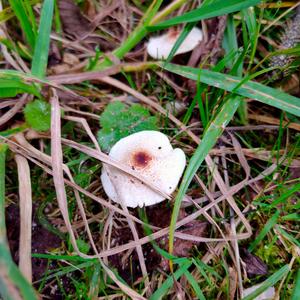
[168,29,180,40]
[131,150,152,168]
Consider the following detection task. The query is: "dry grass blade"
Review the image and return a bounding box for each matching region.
[63,115,151,294]
[121,202,150,295]
[98,76,253,241]
[248,114,300,131]
[60,138,171,199]
[0,94,28,127]
[25,130,171,199]
[49,90,147,299]
[4,135,154,228]
[14,154,32,283]
[211,147,300,167]
[1,0,298,297]
[3,129,284,257]
[3,135,283,268]
[50,89,82,255]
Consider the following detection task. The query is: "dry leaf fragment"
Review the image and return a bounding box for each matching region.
[240,248,268,277]
[58,0,93,39]
[160,221,208,270]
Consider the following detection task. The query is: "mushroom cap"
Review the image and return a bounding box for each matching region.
[101,131,186,208]
[147,27,203,59]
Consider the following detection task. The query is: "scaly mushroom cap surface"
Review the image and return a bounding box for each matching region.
[101,131,186,208]
[147,27,203,59]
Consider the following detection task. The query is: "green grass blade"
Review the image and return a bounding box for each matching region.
[223,15,247,123]
[31,253,92,262]
[148,0,262,30]
[248,211,280,252]
[0,0,39,24]
[88,263,101,299]
[8,0,36,50]
[31,0,54,79]
[23,0,38,35]
[169,95,241,255]
[275,226,300,248]
[165,22,196,64]
[95,0,163,70]
[269,182,300,208]
[163,0,212,64]
[149,261,192,300]
[35,261,95,283]
[185,270,206,300]
[242,265,290,300]
[0,144,8,239]
[291,270,300,300]
[0,126,27,138]
[223,15,240,70]
[281,213,300,221]
[0,78,40,98]
[160,63,300,117]
[0,6,15,23]
[0,69,41,98]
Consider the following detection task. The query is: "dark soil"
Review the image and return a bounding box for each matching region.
[109,203,207,284]
[5,204,72,299]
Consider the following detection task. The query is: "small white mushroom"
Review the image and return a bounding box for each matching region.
[101,131,186,208]
[147,27,203,59]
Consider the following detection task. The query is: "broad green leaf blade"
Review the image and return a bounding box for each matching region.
[169,96,241,255]
[148,0,262,30]
[242,265,290,300]
[31,0,54,79]
[8,0,36,49]
[160,63,300,117]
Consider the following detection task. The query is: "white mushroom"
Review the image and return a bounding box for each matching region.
[101,131,186,208]
[147,27,203,59]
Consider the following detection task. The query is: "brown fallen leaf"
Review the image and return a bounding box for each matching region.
[240,248,268,277]
[58,0,93,39]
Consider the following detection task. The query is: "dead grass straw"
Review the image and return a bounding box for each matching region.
[15,154,32,283]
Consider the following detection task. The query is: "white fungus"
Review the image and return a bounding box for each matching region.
[147,27,203,59]
[101,131,186,208]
